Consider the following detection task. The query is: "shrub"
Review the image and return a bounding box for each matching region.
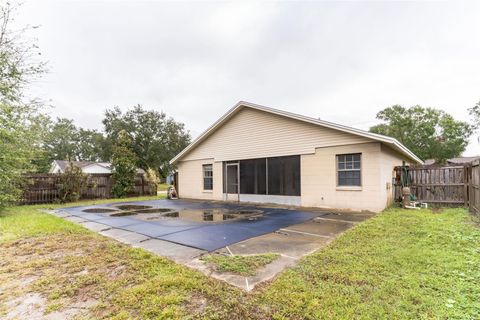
[57,162,88,202]
[145,168,160,187]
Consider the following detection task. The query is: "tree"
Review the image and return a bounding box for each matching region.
[42,118,108,163]
[42,117,79,164]
[77,128,108,161]
[111,130,138,198]
[103,105,190,176]
[0,104,44,206]
[469,100,480,129]
[0,2,47,207]
[369,105,472,163]
[469,100,480,146]
[0,2,46,104]
[33,118,109,172]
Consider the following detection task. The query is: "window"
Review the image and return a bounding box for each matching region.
[203,164,213,190]
[337,153,361,186]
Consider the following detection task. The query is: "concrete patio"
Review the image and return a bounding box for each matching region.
[50,199,374,290]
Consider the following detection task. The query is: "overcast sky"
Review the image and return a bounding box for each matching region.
[16,0,480,156]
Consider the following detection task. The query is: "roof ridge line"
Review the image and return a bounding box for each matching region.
[170,101,423,164]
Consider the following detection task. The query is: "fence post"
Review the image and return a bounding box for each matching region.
[464,165,469,207]
[471,160,479,214]
[468,164,477,213]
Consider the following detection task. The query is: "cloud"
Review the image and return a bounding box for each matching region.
[15,0,480,155]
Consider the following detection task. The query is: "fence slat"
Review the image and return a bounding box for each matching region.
[394,165,470,207]
[470,160,480,215]
[20,173,157,205]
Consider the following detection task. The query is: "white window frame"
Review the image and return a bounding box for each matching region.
[336,153,362,187]
[203,164,213,190]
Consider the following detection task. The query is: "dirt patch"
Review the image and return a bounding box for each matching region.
[0,232,238,319]
[105,264,127,279]
[0,235,111,319]
[4,293,46,320]
[3,291,97,320]
[431,207,444,214]
[186,292,207,314]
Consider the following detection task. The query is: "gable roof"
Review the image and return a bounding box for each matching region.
[53,160,103,171]
[51,160,145,174]
[170,101,423,165]
[424,156,480,166]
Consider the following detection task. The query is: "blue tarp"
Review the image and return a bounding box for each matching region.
[61,199,321,251]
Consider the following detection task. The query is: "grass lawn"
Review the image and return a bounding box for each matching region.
[201,253,280,276]
[1,201,480,319]
[0,196,162,243]
[158,184,171,191]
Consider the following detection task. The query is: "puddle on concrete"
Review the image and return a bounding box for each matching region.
[245,215,263,221]
[82,208,118,213]
[111,208,173,217]
[236,210,263,215]
[133,208,173,214]
[163,211,180,218]
[111,212,137,217]
[89,205,265,223]
[162,209,263,222]
[115,205,152,211]
[145,215,171,220]
[168,210,237,222]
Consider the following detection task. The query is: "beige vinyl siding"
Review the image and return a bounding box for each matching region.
[301,143,385,212]
[182,108,371,162]
[177,159,223,200]
[379,144,412,207]
[177,143,409,212]
[174,106,415,211]
[300,142,411,212]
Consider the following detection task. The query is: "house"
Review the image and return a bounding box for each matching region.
[170,101,423,212]
[49,160,145,175]
[424,156,480,166]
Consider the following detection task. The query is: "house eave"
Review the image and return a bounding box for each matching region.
[170,101,423,165]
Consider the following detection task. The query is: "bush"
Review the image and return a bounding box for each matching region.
[145,168,160,186]
[57,162,88,202]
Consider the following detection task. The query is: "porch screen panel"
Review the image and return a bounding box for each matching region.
[240,158,266,194]
[267,155,301,196]
[226,165,239,194]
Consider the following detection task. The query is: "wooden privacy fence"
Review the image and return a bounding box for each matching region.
[394,161,480,214]
[21,173,157,205]
[470,160,480,215]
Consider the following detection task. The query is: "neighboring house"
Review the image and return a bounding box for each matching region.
[424,156,480,166]
[170,101,423,212]
[49,160,145,174]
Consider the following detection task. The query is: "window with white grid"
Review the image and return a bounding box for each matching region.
[337,153,361,186]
